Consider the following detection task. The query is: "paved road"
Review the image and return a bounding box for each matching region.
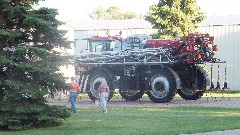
[180,129,240,135]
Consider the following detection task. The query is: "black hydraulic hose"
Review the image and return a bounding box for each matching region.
[171,41,185,56]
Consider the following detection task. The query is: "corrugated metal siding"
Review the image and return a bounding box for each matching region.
[198,26,240,90]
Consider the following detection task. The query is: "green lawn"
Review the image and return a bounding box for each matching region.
[1,107,240,135]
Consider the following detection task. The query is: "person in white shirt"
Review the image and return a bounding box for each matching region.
[97,79,109,113]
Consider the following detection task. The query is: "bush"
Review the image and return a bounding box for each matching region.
[0,102,70,131]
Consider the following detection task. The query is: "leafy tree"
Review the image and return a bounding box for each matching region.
[145,0,205,39]
[88,6,140,20]
[0,0,71,130]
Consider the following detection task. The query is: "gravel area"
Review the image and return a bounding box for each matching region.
[47,96,240,109]
[46,96,240,135]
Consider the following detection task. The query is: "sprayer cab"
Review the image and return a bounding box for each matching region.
[82,36,122,52]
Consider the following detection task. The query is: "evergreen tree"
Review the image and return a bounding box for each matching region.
[145,0,205,39]
[0,0,71,130]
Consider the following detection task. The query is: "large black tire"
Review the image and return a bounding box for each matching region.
[118,66,145,101]
[119,89,144,101]
[177,65,206,100]
[86,70,114,101]
[147,67,177,103]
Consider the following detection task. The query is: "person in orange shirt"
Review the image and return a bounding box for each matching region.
[69,77,80,113]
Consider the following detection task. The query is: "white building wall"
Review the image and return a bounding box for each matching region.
[198,25,240,90]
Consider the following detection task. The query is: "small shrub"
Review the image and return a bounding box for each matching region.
[0,102,70,131]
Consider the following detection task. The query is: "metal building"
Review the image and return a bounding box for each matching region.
[198,16,240,90]
[72,16,240,90]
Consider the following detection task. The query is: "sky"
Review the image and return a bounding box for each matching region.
[36,0,240,21]
[36,0,157,21]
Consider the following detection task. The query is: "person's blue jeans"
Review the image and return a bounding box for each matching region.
[69,92,78,113]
